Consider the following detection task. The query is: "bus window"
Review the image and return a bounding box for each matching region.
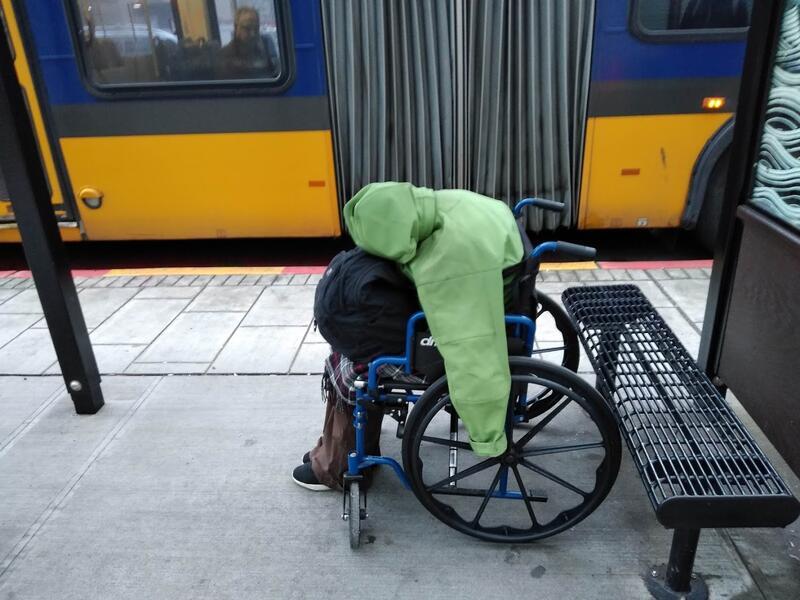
[634,0,752,36]
[72,0,287,89]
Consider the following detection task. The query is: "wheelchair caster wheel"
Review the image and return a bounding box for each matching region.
[345,481,363,549]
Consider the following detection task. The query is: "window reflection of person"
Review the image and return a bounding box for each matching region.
[82,12,123,83]
[219,7,279,79]
[680,0,750,30]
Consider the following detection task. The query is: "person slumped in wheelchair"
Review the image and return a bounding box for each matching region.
[293,182,621,548]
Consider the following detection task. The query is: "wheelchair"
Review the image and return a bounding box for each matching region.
[342,199,622,548]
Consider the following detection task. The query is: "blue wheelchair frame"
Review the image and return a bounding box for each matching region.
[346,198,569,498]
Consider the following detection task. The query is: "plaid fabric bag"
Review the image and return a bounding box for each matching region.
[321,351,424,410]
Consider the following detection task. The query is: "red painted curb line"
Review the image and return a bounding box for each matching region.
[282,266,327,274]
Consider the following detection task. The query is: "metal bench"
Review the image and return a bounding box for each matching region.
[561,284,800,600]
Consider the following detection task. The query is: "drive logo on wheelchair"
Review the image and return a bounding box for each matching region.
[419,336,437,347]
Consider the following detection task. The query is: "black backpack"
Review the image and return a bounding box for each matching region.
[313,248,421,362]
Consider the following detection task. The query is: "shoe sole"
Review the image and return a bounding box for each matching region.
[292,475,333,492]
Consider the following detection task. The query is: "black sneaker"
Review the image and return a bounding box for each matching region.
[302,451,311,464]
[292,463,332,492]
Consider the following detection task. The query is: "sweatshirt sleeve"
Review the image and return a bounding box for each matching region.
[416,267,511,457]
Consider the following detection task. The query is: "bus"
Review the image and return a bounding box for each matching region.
[0,0,751,246]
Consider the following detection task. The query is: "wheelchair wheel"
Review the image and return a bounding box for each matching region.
[346,481,362,549]
[402,357,620,544]
[525,292,581,418]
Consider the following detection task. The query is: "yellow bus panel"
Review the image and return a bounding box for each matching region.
[59,130,341,240]
[0,0,66,209]
[579,113,732,229]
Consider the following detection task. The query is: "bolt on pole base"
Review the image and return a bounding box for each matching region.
[644,529,708,599]
[645,564,708,600]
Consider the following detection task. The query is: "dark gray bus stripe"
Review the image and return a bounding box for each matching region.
[589,77,741,117]
[53,96,331,138]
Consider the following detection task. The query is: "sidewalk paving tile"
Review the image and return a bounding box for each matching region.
[108,276,133,287]
[140,275,165,287]
[540,271,559,282]
[290,343,329,373]
[0,377,157,562]
[657,278,710,323]
[91,298,189,345]
[242,286,314,327]
[186,285,263,312]
[657,307,701,358]
[627,269,649,280]
[559,271,579,282]
[46,344,145,375]
[0,329,56,374]
[191,275,213,287]
[0,314,43,350]
[125,362,209,374]
[92,277,113,288]
[593,269,614,281]
[665,268,688,279]
[224,275,245,286]
[630,280,672,307]
[610,269,631,281]
[273,274,293,285]
[0,376,63,443]
[0,289,41,314]
[158,275,182,287]
[136,312,243,363]
[77,287,139,328]
[135,286,201,299]
[257,274,276,286]
[303,323,326,344]
[210,326,306,373]
[290,274,309,285]
[0,289,20,305]
[647,269,669,280]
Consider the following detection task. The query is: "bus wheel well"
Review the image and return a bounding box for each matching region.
[681,118,735,250]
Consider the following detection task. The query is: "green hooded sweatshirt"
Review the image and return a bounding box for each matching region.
[343,182,524,456]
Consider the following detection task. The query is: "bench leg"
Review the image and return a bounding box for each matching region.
[666,528,700,592]
[645,529,708,599]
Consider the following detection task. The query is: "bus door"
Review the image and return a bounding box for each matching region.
[579,0,752,229]
[20,0,339,240]
[0,0,80,241]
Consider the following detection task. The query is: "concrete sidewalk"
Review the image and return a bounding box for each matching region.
[1,268,798,599]
[0,267,708,376]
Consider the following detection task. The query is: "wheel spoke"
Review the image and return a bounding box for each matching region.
[511,465,539,527]
[520,441,604,458]
[520,458,589,497]
[531,345,567,355]
[471,466,504,526]
[427,456,501,491]
[421,435,472,451]
[516,397,571,448]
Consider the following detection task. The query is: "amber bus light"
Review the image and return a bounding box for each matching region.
[702,97,727,110]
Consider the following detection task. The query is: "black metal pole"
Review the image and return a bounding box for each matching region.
[699,0,784,374]
[0,13,103,413]
[665,528,701,593]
